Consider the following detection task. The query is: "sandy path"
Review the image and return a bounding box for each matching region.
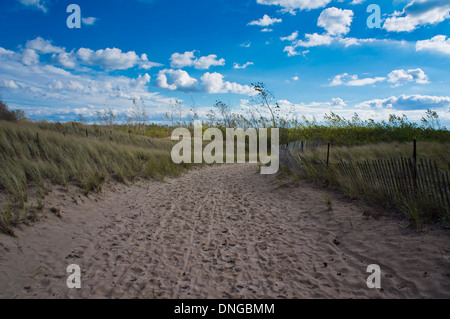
[0,164,449,299]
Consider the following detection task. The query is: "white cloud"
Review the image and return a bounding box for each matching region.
[194,54,226,70]
[155,69,199,92]
[270,96,450,125]
[416,35,450,55]
[0,45,170,119]
[139,53,163,69]
[337,37,375,47]
[201,72,256,95]
[155,69,255,95]
[293,33,334,48]
[280,31,299,41]
[0,39,171,121]
[82,17,97,25]
[330,97,346,107]
[233,62,254,69]
[387,68,429,86]
[170,51,196,68]
[330,69,429,87]
[383,0,450,32]
[18,0,47,13]
[170,51,225,70]
[318,7,354,36]
[2,79,25,90]
[25,37,64,54]
[76,47,158,71]
[330,73,386,86]
[280,31,380,56]
[350,0,366,4]
[248,14,282,27]
[51,52,77,69]
[5,37,162,72]
[283,46,309,57]
[0,48,15,56]
[240,42,252,48]
[356,94,450,111]
[256,0,332,11]
[20,49,40,66]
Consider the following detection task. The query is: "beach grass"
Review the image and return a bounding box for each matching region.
[0,120,190,235]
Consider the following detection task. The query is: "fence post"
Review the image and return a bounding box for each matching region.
[327,143,331,168]
[413,139,417,192]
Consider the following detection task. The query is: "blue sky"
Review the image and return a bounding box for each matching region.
[0,0,450,125]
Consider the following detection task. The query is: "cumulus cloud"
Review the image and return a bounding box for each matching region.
[356,94,450,111]
[155,69,199,92]
[0,39,170,121]
[256,0,332,11]
[170,51,225,70]
[5,37,162,72]
[330,69,429,87]
[2,79,26,90]
[280,31,299,41]
[77,48,145,70]
[350,0,366,4]
[416,35,450,55]
[201,72,255,95]
[387,68,429,86]
[383,0,450,32]
[293,33,334,48]
[248,14,282,27]
[281,7,354,55]
[270,96,449,125]
[25,37,64,54]
[330,73,386,86]
[330,97,346,107]
[279,7,388,56]
[233,62,254,69]
[21,48,40,66]
[283,46,309,57]
[318,7,354,36]
[155,69,255,95]
[0,45,167,119]
[51,52,77,69]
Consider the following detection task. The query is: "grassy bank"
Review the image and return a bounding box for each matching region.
[0,121,190,235]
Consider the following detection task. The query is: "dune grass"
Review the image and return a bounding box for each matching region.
[0,121,191,235]
[291,141,450,227]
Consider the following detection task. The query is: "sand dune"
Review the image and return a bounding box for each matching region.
[0,163,449,299]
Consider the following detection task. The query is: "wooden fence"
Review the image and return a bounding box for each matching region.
[298,155,450,216]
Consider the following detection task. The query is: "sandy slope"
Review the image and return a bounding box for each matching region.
[0,163,449,299]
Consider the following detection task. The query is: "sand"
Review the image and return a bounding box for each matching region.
[0,163,449,299]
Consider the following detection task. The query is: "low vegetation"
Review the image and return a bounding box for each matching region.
[0,120,190,235]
